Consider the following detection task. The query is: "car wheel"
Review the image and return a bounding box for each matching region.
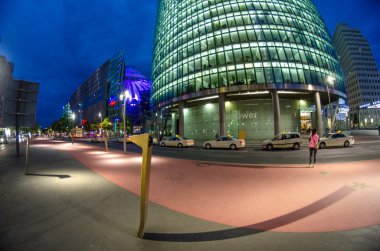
[293,143,300,150]
[319,142,326,149]
[230,144,237,150]
[266,144,273,151]
[344,141,350,148]
[178,143,183,148]
[160,142,165,147]
[205,143,211,149]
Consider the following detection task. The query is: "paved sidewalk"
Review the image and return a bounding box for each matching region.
[1,139,380,251]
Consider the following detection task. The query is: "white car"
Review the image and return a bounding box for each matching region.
[91,137,105,143]
[319,133,354,149]
[117,135,130,143]
[203,136,245,150]
[160,137,194,148]
[0,135,8,144]
[262,132,303,150]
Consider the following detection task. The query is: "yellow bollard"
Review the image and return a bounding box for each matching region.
[104,131,109,152]
[128,133,153,239]
[104,137,109,152]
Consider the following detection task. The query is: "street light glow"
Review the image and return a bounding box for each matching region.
[327,76,336,85]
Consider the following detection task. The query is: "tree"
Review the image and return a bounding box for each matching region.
[101,117,113,131]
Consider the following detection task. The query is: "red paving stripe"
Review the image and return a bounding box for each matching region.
[35,141,380,233]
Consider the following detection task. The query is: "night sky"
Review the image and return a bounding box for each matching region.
[1,0,379,127]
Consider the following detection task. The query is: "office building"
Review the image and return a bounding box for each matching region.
[333,23,380,129]
[152,0,346,140]
[0,56,14,127]
[69,51,151,133]
[0,56,39,130]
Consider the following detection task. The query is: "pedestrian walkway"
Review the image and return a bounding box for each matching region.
[1,138,380,250]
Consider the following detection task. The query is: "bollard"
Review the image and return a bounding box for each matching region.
[128,133,153,239]
[24,136,30,175]
[104,136,109,152]
[104,131,109,152]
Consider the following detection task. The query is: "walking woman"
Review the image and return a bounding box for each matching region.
[309,128,319,168]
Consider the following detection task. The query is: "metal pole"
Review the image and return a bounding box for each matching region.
[24,136,30,174]
[327,88,333,133]
[123,98,127,152]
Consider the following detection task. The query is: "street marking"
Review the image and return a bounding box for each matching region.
[352,182,370,190]
[208,155,243,158]
[154,150,179,154]
[320,171,333,176]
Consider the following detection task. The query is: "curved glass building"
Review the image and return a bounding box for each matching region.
[152,0,346,140]
[70,52,151,133]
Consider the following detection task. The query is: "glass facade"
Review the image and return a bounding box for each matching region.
[152,0,346,140]
[107,51,126,122]
[70,53,151,132]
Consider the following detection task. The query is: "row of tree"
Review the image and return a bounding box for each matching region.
[48,103,133,135]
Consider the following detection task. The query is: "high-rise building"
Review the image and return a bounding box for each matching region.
[0,56,14,127]
[333,23,380,128]
[152,0,346,140]
[69,51,124,125]
[69,52,151,133]
[1,56,39,130]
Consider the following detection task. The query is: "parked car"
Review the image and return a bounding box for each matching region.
[0,135,8,144]
[319,133,354,149]
[117,135,131,143]
[159,136,194,148]
[91,137,105,143]
[262,132,303,150]
[203,136,245,150]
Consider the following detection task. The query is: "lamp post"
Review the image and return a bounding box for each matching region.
[120,91,128,152]
[98,112,102,136]
[327,76,335,133]
[71,113,75,144]
[72,113,76,128]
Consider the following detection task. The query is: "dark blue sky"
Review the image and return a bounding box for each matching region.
[1,0,379,127]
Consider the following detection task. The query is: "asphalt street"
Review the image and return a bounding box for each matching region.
[1,136,380,251]
[78,136,380,165]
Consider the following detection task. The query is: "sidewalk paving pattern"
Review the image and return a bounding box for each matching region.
[1,138,380,250]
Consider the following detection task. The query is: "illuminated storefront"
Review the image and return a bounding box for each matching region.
[358,101,380,129]
[152,0,346,140]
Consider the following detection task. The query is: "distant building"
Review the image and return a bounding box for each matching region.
[0,55,39,129]
[333,23,380,128]
[69,51,151,133]
[0,56,14,127]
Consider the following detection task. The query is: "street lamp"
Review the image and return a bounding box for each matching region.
[71,113,76,144]
[326,76,335,133]
[72,113,76,128]
[120,90,128,152]
[98,112,102,123]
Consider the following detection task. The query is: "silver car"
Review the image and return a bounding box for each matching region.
[319,133,354,149]
[91,137,105,143]
[160,136,194,148]
[203,136,246,150]
[262,132,303,150]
